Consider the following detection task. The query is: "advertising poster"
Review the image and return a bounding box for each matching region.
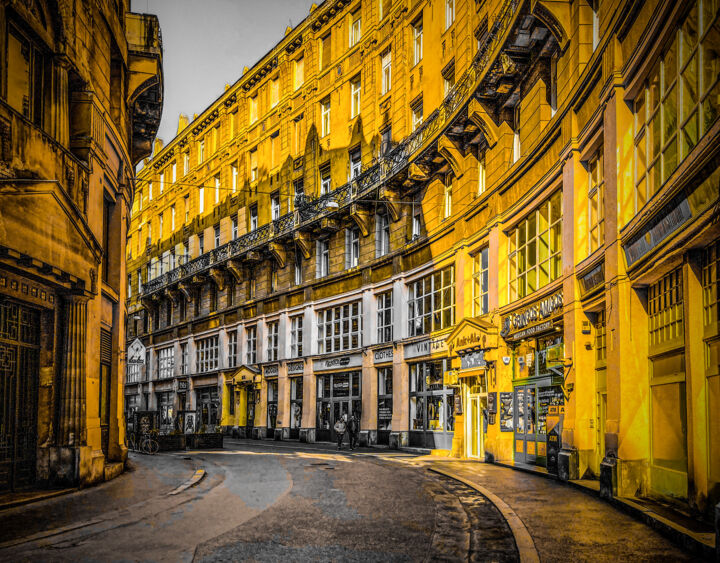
[499,392,514,432]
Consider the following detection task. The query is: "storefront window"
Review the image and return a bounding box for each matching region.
[290,377,303,431]
[409,360,454,436]
[315,372,361,441]
[196,387,219,429]
[267,380,278,429]
[378,367,393,432]
[408,267,455,336]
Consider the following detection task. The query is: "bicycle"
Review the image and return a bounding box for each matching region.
[138,432,160,455]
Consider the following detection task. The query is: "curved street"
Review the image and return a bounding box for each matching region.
[0,440,695,562]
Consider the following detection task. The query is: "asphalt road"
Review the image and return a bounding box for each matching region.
[0,440,517,562]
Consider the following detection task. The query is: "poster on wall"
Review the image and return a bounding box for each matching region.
[499,392,514,432]
[184,412,196,434]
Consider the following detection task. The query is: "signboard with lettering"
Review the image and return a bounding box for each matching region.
[501,291,563,340]
[287,361,304,374]
[313,353,362,372]
[127,338,146,365]
[177,379,188,391]
[373,348,394,364]
[460,350,486,370]
[404,337,448,360]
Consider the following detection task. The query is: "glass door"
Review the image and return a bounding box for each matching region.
[331,401,350,442]
[514,386,538,464]
[467,395,483,459]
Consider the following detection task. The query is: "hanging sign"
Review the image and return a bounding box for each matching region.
[501,291,563,340]
[127,338,146,365]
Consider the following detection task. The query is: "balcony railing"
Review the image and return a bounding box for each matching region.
[141,0,520,297]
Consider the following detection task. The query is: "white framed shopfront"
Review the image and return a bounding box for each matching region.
[314,353,363,442]
[405,336,455,450]
[264,364,279,436]
[373,347,394,445]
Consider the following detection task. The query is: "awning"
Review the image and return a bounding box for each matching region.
[225,365,260,385]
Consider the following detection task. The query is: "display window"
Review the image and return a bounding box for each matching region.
[408,360,455,449]
[316,371,361,442]
[290,377,303,438]
[267,380,278,430]
[196,387,219,429]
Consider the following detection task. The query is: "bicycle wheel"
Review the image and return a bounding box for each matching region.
[149,438,160,454]
[139,437,151,454]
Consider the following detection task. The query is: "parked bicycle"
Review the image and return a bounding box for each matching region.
[128,430,159,455]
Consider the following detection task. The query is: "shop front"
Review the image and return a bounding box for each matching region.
[314,354,363,443]
[446,317,499,460]
[266,377,278,437]
[373,348,394,445]
[501,290,565,471]
[196,386,220,431]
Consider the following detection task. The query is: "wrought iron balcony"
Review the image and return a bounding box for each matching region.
[140,0,520,298]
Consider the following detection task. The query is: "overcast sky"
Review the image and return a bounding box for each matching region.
[135,0,318,146]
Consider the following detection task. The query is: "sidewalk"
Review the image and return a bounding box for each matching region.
[426,459,710,562]
[0,452,197,544]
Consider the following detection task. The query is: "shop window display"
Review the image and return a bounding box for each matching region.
[290,377,303,438]
[316,372,361,442]
[267,380,278,431]
[377,367,393,444]
[409,360,455,448]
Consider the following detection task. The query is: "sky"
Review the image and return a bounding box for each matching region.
[135,0,318,146]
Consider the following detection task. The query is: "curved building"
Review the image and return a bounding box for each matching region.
[128,0,719,517]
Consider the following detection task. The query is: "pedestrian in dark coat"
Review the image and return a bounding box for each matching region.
[334,415,347,450]
[349,414,360,450]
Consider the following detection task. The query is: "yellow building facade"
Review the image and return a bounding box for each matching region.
[0,1,163,490]
[128,0,719,516]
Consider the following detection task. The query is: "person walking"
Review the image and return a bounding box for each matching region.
[348,413,360,450]
[334,414,347,450]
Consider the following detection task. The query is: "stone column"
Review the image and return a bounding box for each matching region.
[58,295,89,447]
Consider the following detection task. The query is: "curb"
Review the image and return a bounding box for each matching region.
[493,460,715,559]
[428,466,540,563]
[167,469,206,496]
[0,488,77,512]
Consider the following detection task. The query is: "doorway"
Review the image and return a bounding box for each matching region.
[0,301,40,491]
[467,394,485,459]
[315,372,361,442]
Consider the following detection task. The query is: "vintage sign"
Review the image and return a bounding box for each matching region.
[177,379,188,391]
[460,350,487,370]
[487,392,497,415]
[127,338,146,365]
[264,364,279,377]
[287,361,304,374]
[500,291,563,340]
[579,262,605,297]
[404,337,448,360]
[373,347,393,364]
[313,353,362,372]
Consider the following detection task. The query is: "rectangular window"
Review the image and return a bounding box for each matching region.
[7,26,47,127]
[317,302,362,353]
[158,347,175,379]
[321,98,331,137]
[588,147,605,254]
[412,99,424,131]
[351,77,361,118]
[171,205,176,231]
[270,263,279,292]
[350,12,362,47]
[137,271,143,294]
[199,139,205,163]
[703,239,720,329]
[246,326,257,364]
[199,186,205,214]
[159,170,165,194]
[378,367,393,430]
[408,266,455,336]
[149,182,153,201]
[377,290,393,343]
[350,147,362,179]
[412,207,422,239]
[184,195,190,223]
[445,0,455,29]
[250,148,258,181]
[649,267,685,350]
[443,176,453,219]
[320,164,332,194]
[345,227,360,268]
[508,190,562,301]
[413,20,423,65]
[127,363,141,384]
[381,49,392,94]
[472,247,489,316]
[231,163,238,193]
[291,315,304,357]
[376,213,390,257]
[248,276,256,299]
[127,273,132,298]
[214,224,221,248]
[180,343,189,375]
[443,63,455,96]
[270,131,279,168]
[294,253,303,285]
[477,155,486,196]
[294,55,304,90]
[317,239,330,278]
[214,175,221,204]
[271,77,280,108]
[320,33,332,70]
[198,233,204,254]
[196,335,219,373]
[250,205,258,231]
[158,213,164,241]
[183,152,190,176]
[267,321,279,362]
[381,127,392,156]
[271,193,280,220]
[249,94,258,124]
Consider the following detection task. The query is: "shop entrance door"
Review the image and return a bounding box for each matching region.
[332,401,350,443]
[593,391,607,476]
[467,395,484,459]
[0,301,40,491]
[513,385,538,464]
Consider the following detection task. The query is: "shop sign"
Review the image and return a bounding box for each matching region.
[373,347,393,364]
[499,392,513,432]
[579,262,605,297]
[264,364,279,377]
[460,350,486,370]
[313,353,362,371]
[378,405,392,420]
[177,379,188,391]
[404,337,448,359]
[287,361,304,374]
[127,338,146,365]
[501,291,563,340]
